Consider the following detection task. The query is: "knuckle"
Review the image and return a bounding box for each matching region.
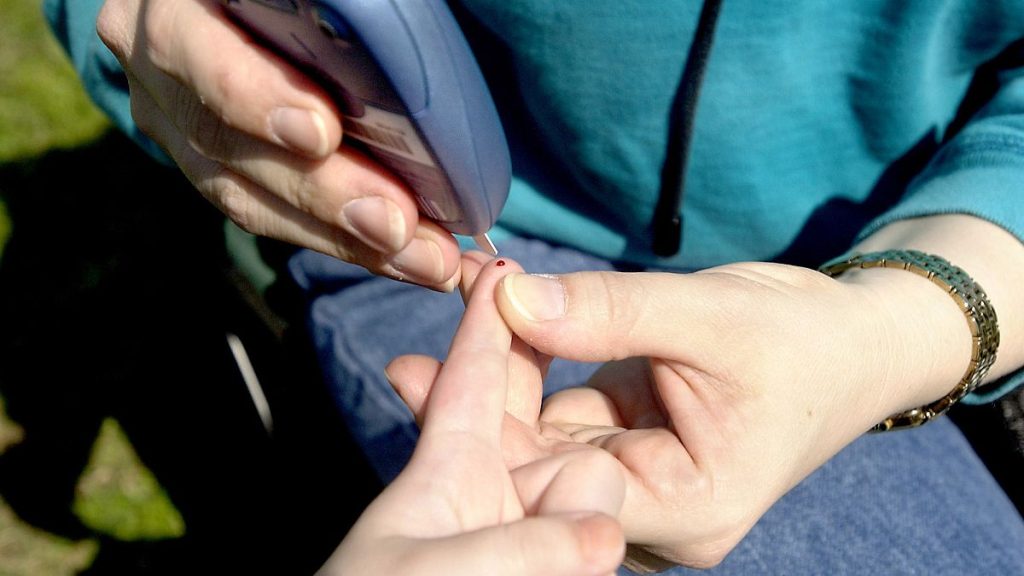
[722,261,831,294]
[207,65,246,112]
[588,272,648,345]
[259,171,333,239]
[284,170,320,215]
[95,2,125,52]
[179,92,233,159]
[208,178,256,234]
[140,10,174,72]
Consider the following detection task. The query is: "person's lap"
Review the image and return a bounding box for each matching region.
[287,238,1024,575]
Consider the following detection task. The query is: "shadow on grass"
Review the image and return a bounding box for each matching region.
[0,132,382,574]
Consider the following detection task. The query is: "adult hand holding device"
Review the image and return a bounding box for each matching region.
[318,254,626,576]
[96,0,462,289]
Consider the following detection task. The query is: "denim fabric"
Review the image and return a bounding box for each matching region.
[289,238,1024,575]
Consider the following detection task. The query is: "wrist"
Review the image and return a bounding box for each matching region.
[830,264,974,423]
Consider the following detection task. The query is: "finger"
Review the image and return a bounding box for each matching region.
[126,52,430,259]
[540,387,623,428]
[579,358,668,428]
[506,335,550,427]
[131,86,461,289]
[385,354,442,426]
[457,250,494,302]
[107,0,460,270]
[419,258,521,443]
[565,357,730,471]
[510,449,625,520]
[582,428,703,550]
[406,514,625,576]
[104,0,342,159]
[387,253,520,424]
[496,270,721,362]
[459,252,548,426]
[387,355,569,477]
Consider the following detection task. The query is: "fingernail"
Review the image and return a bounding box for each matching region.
[502,273,566,321]
[270,107,329,157]
[382,364,397,388]
[434,273,459,294]
[571,514,625,572]
[389,237,446,285]
[341,197,406,253]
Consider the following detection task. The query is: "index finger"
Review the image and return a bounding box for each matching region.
[419,256,525,445]
[461,251,550,426]
[105,0,342,157]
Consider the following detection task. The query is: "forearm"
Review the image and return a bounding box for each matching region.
[837,214,1024,415]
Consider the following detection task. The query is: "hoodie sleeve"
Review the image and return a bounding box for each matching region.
[43,0,170,163]
[858,45,1024,404]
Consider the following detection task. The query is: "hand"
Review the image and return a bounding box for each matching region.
[484,261,972,571]
[317,254,626,576]
[96,0,461,289]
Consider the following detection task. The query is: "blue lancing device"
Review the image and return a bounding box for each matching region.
[222,0,510,255]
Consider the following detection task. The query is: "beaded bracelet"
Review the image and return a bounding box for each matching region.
[818,249,1000,432]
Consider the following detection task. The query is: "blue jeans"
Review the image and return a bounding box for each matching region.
[288,237,1024,575]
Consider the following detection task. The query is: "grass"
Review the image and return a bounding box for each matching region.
[0,1,185,573]
[0,505,96,576]
[0,0,107,257]
[0,408,182,576]
[0,4,383,574]
[0,0,109,161]
[71,420,186,543]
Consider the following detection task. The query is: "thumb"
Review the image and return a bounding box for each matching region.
[412,513,625,576]
[495,271,710,362]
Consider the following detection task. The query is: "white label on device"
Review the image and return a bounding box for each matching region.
[344,106,436,167]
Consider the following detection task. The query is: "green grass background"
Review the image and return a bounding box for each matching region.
[0,1,185,573]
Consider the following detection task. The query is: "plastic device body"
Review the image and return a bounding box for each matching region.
[222,0,510,239]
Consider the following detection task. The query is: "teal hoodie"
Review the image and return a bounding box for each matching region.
[45,0,1024,402]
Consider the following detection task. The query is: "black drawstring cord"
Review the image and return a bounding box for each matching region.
[652,0,724,257]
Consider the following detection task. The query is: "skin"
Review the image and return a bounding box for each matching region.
[318,256,627,576]
[467,215,1023,572]
[96,0,462,290]
[93,1,1024,572]
[393,217,1024,573]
